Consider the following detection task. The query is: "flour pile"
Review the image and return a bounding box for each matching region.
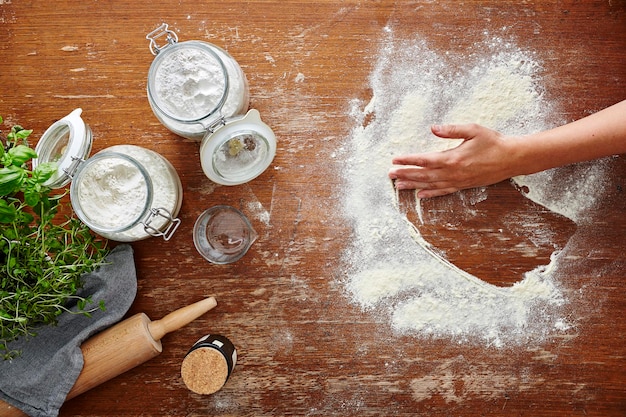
[340,29,603,347]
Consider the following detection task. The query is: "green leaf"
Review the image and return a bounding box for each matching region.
[0,199,17,223]
[32,162,57,184]
[0,166,25,196]
[23,188,41,207]
[15,129,33,140]
[7,126,32,143]
[15,210,33,225]
[8,145,37,166]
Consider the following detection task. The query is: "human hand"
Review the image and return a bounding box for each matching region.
[388,124,518,198]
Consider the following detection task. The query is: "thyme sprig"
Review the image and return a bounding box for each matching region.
[0,116,109,359]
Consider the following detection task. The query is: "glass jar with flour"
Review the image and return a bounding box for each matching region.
[146,24,276,186]
[145,23,250,141]
[33,108,182,242]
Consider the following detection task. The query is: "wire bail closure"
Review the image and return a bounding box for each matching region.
[142,207,181,241]
[146,23,178,55]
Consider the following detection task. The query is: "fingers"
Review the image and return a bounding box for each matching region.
[393,175,452,192]
[393,175,458,197]
[391,151,446,168]
[388,153,451,189]
[390,166,450,191]
[391,155,430,167]
[389,162,429,177]
[431,123,486,140]
[392,177,425,190]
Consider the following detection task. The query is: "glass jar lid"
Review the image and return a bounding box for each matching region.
[33,108,93,188]
[199,109,276,186]
[147,24,229,123]
[69,152,153,235]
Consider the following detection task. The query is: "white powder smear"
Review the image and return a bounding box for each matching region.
[340,29,606,347]
[512,162,608,224]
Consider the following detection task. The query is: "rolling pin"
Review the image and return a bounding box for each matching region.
[0,296,217,417]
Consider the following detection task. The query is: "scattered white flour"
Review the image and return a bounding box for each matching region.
[341,29,607,347]
[246,200,271,226]
[294,73,306,83]
[512,162,608,224]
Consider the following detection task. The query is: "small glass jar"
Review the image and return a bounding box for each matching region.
[146,23,250,140]
[193,205,257,264]
[34,108,182,242]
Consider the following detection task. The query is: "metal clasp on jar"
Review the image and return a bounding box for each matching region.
[142,207,181,241]
[62,155,86,181]
[146,23,179,55]
[205,115,228,134]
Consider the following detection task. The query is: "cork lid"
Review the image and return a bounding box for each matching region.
[181,334,236,395]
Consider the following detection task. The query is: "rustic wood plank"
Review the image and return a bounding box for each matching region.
[1,1,624,416]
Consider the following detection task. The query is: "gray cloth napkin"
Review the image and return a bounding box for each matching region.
[0,244,137,417]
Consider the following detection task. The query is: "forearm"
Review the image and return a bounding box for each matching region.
[510,100,626,175]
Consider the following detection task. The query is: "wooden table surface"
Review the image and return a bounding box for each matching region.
[1,1,625,416]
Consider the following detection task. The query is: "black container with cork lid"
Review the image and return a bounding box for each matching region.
[181,334,237,395]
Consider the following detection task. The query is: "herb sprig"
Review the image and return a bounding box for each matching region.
[0,116,109,359]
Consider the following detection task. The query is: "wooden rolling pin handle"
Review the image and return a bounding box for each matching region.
[67,296,218,400]
[0,297,218,417]
[148,296,218,340]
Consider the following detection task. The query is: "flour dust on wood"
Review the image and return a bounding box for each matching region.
[340,28,607,348]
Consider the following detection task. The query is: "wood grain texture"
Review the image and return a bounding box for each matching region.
[1,1,625,416]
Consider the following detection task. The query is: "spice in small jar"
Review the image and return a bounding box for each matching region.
[199,109,277,186]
